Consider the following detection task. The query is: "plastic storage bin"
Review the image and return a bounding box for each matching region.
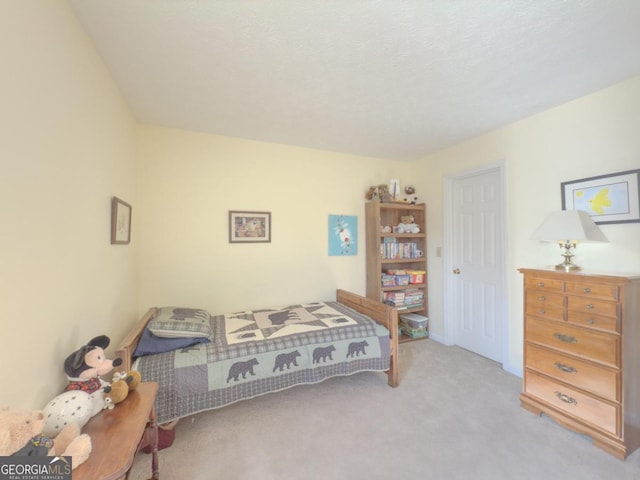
[399,313,429,338]
[406,270,425,284]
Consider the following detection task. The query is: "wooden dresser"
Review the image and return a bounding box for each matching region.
[519,268,640,459]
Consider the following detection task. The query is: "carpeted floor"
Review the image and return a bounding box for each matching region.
[128,340,640,479]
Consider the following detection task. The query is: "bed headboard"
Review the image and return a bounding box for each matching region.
[115,307,157,372]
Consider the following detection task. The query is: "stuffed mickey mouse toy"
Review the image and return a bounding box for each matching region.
[63,335,121,394]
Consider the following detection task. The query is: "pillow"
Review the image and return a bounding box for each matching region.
[148,307,213,339]
[133,328,210,357]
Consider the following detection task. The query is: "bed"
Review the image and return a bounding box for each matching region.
[115,290,399,425]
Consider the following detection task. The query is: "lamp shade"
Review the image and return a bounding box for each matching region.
[530,210,609,243]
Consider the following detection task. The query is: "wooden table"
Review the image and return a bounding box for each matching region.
[73,382,159,480]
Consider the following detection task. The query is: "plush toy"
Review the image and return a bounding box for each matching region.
[63,335,121,393]
[103,370,141,407]
[64,334,140,405]
[43,335,139,435]
[402,185,419,204]
[0,406,91,469]
[43,389,108,436]
[113,369,141,390]
[377,184,393,202]
[396,215,420,234]
[365,186,379,201]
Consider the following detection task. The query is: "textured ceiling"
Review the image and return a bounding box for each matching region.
[70,0,640,161]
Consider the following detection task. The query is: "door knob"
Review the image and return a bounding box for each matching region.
[453,268,461,274]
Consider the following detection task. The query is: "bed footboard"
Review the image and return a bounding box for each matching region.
[336,289,399,387]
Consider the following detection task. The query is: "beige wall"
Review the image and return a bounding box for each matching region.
[415,75,640,373]
[0,1,137,409]
[135,125,413,314]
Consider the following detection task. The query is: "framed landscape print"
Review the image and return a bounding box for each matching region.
[229,211,271,243]
[111,196,132,244]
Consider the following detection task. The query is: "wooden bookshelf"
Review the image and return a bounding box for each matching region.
[365,201,428,342]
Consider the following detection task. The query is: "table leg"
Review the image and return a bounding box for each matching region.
[149,405,159,479]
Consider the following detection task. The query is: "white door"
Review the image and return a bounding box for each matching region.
[445,165,505,363]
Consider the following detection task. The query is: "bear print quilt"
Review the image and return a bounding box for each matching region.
[133,301,391,424]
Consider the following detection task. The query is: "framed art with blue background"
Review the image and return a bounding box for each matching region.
[328,215,357,256]
[561,169,640,225]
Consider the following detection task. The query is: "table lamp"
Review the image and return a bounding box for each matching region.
[530,210,608,271]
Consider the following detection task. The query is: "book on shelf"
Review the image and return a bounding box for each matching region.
[380,241,420,260]
[382,289,424,308]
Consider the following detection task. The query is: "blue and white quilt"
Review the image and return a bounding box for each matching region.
[133,301,391,424]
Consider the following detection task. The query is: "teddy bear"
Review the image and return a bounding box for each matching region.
[42,335,140,436]
[395,215,420,234]
[0,406,91,469]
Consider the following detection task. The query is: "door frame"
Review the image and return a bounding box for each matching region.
[443,161,511,371]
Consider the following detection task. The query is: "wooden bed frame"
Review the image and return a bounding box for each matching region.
[115,289,399,388]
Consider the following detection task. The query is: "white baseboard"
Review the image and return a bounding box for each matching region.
[425,332,523,378]
[427,332,446,344]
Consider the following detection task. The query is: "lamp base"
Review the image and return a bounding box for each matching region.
[555,241,581,272]
[555,262,581,272]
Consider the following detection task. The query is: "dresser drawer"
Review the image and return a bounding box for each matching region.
[567,310,619,333]
[567,296,619,318]
[525,343,619,402]
[526,316,619,367]
[525,370,619,436]
[525,291,564,321]
[565,282,619,301]
[524,276,564,293]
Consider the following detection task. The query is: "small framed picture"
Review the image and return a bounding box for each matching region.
[229,211,271,243]
[111,196,132,244]
[561,169,640,225]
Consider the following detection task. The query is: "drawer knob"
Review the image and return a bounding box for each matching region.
[539,309,546,315]
[554,362,577,374]
[537,282,545,287]
[583,287,591,293]
[586,303,594,309]
[554,391,578,406]
[539,295,546,301]
[586,318,595,325]
[554,333,577,343]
